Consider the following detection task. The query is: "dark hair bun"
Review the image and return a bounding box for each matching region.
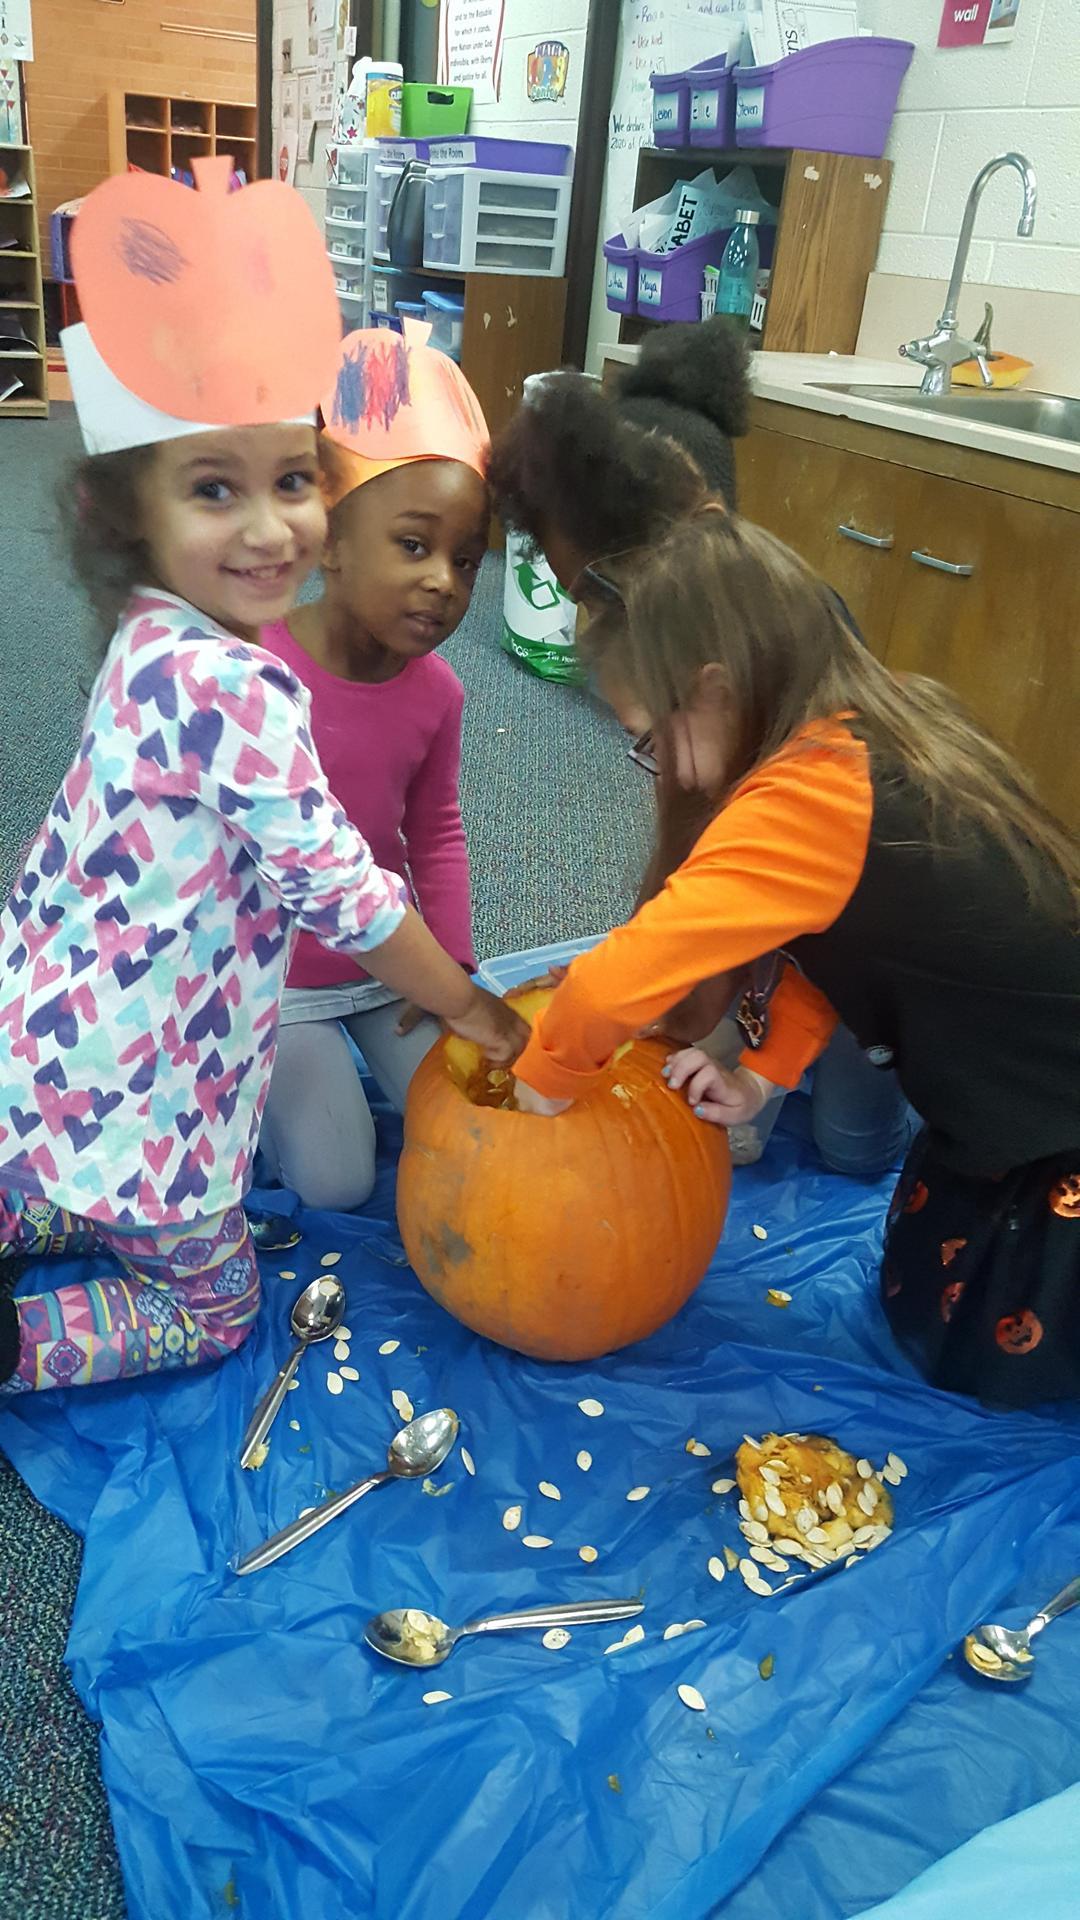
[619,316,750,441]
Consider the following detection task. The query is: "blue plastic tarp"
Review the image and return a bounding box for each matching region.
[1,1101,1079,1920]
[855,1784,1080,1920]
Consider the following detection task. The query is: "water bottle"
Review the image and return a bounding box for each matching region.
[717,209,761,330]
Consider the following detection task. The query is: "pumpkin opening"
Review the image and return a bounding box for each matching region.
[444,988,634,1110]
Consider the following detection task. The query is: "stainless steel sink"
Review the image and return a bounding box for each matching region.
[809,383,1080,445]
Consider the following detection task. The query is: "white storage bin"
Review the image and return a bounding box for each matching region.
[423,166,570,276]
[332,262,368,307]
[327,231,366,265]
[368,142,430,260]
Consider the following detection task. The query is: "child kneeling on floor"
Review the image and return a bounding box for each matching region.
[0,167,522,1395]
[511,508,1080,1409]
[257,331,489,1209]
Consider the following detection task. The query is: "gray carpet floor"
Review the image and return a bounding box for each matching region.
[0,405,654,1919]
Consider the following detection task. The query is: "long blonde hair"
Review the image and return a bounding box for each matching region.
[588,507,1080,919]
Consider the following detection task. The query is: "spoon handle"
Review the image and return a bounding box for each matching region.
[464,1598,644,1637]
[234,1470,389,1575]
[239,1339,305,1469]
[1028,1575,1080,1637]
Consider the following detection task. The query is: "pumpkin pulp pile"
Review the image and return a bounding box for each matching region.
[397,988,732,1362]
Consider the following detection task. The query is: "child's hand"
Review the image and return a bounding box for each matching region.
[663,1049,773,1126]
[447,986,530,1064]
[395,1001,427,1037]
[515,1078,573,1118]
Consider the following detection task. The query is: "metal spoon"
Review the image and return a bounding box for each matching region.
[365,1597,645,1667]
[962,1574,1080,1683]
[234,1408,459,1575]
[239,1275,346,1469]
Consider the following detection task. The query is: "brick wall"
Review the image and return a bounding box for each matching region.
[25,0,256,254]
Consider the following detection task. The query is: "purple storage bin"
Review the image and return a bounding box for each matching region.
[733,36,914,158]
[688,58,735,147]
[603,232,637,315]
[637,220,776,325]
[649,69,691,148]
[427,135,572,176]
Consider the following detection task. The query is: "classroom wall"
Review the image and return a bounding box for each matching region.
[271,0,326,228]
[463,0,590,149]
[860,0,1080,293]
[26,0,255,254]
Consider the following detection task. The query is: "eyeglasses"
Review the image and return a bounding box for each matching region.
[571,563,623,608]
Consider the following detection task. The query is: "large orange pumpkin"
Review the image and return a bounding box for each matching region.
[397,990,731,1361]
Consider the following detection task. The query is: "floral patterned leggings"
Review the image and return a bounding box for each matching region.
[0,1186,260,1394]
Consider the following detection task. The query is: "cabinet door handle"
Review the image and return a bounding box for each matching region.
[910,549,974,577]
[837,523,893,549]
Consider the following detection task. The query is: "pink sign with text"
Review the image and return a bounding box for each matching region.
[938,0,1021,48]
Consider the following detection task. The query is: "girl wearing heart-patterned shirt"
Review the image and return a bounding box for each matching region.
[0,170,524,1397]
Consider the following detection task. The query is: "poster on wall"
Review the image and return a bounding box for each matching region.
[0,0,33,62]
[527,40,569,105]
[0,57,22,141]
[275,74,299,184]
[298,70,318,159]
[438,0,505,107]
[315,28,337,120]
[938,0,1021,47]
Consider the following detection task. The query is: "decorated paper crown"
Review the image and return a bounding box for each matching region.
[319,329,489,508]
[63,156,342,455]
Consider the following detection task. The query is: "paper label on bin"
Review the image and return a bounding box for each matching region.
[652,91,679,130]
[607,262,629,299]
[431,141,475,166]
[736,85,766,130]
[638,267,662,307]
[376,143,421,166]
[371,276,391,311]
[690,88,720,132]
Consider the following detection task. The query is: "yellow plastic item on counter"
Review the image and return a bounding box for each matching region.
[952,353,1032,390]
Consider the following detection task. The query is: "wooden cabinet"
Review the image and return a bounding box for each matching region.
[736,401,1080,828]
[0,142,47,419]
[107,92,257,181]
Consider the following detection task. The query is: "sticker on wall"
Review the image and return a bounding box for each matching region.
[938,0,1021,47]
[527,40,570,105]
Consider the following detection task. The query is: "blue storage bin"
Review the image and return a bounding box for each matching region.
[475,937,602,997]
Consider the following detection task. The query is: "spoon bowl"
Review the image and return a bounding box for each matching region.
[365,1596,646,1668]
[239,1276,346,1467]
[963,1575,1080,1683]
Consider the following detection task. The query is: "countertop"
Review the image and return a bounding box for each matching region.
[597,343,1080,477]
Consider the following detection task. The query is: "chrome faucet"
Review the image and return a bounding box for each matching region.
[900,153,1037,395]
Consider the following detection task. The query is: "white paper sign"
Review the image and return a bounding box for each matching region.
[438,0,504,107]
[0,0,33,62]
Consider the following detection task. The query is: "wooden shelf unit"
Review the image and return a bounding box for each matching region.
[0,142,48,419]
[106,92,258,181]
[617,145,891,355]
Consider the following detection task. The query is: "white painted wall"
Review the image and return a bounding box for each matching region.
[272,0,329,228]
[861,0,1080,293]
[465,0,590,150]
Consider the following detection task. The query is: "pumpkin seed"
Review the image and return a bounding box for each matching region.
[607,1774,622,1794]
[626,1486,650,1502]
[766,1289,792,1307]
[738,1499,752,1520]
[391,1389,414,1422]
[764,1488,787,1518]
[742,1434,761,1449]
[287,1378,299,1391]
[606,1625,645,1655]
[502,1504,522,1531]
[461,1448,476,1476]
[686,1439,710,1457]
[684,1619,706,1632]
[338,1326,352,1341]
[578,1545,598,1563]
[856,1458,873,1479]
[279,1270,296,1280]
[965,1637,1003,1674]
[825,1482,845,1516]
[759,1466,780,1487]
[538,1480,561,1499]
[723,1545,740,1571]
[741,1518,770,1544]
[754,1502,770,1523]
[881,1462,903,1487]
[422,1690,452,1705]
[288,1419,300,1432]
[245,1440,270,1470]
[542,1628,571,1650]
[320,1252,341,1267]
[857,1486,878,1517]
[711,1477,736,1494]
[795,1506,817,1534]
[333,1340,351,1363]
[752,1225,768,1241]
[339,1365,359,1383]
[522,1535,552,1549]
[806,1527,829,1545]
[852,1524,877,1546]
[664,1623,687,1640]
[886,1451,908,1480]
[758,1653,775,1681]
[327,1372,344,1396]
[749,1545,778,1567]
[773,1538,803,1555]
[576,1450,593,1472]
[578,1398,605,1418]
[677,1684,707,1712]
[378,1339,400,1356]
[707,1556,726,1583]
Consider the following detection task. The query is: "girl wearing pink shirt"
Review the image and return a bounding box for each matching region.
[259,333,490,1208]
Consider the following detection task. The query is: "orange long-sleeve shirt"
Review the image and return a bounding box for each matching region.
[516,724,872,1102]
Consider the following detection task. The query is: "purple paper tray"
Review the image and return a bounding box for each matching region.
[603,232,637,315]
[427,134,573,176]
[688,59,735,147]
[733,36,914,159]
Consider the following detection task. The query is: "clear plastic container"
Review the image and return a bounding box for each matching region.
[423,166,570,276]
[423,289,465,361]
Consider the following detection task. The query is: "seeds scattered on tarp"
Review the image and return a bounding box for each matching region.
[766,1288,792,1306]
[339,1365,359,1382]
[752,1224,768,1241]
[707,1556,726,1583]
[422,1690,452,1705]
[578,1398,604,1418]
[320,1252,341,1267]
[461,1447,476,1476]
[685,1438,710,1456]
[379,1339,400,1355]
[502,1504,522,1530]
[288,1418,300,1432]
[576,1450,593,1472]
[578,1545,598,1563]
[542,1628,571,1650]
[333,1340,350,1363]
[626,1486,650,1502]
[606,1624,645,1654]
[391,1389,414,1422]
[758,1653,775,1681]
[607,1774,622,1794]
[723,1545,740,1571]
[522,1535,552,1549]
[327,1372,344,1396]
[538,1480,561,1500]
[711,1477,735,1494]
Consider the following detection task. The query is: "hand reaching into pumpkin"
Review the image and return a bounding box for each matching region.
[513,1078,574,1118]
[446,986,530,1065]
[663,1049,777,1127]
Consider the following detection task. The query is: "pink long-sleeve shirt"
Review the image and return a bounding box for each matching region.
[261,621,475,988]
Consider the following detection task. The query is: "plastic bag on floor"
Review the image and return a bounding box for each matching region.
[501,529,583,683]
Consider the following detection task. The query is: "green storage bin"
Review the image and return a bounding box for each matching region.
[400,83,472,139]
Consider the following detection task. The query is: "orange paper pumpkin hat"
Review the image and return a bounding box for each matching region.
[319,330,489,508]
[65,156,341,453]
